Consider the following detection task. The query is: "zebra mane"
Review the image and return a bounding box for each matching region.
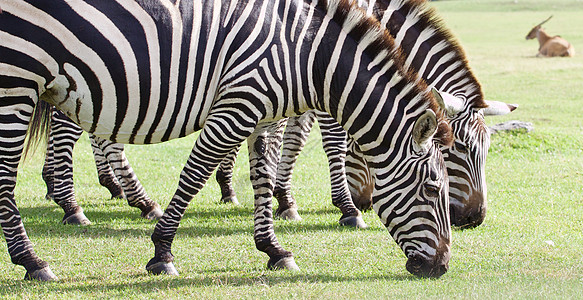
[398,0,487,109]
[316,0,453,146]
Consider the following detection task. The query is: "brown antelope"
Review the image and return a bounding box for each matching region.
[526,16,575,57]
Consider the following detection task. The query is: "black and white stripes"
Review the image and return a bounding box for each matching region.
[230,0,514,230]
[42,110,163,225]
[1,0,453,280]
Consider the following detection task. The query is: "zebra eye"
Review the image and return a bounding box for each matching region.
[423,182,440,199]
[455,141,468,154]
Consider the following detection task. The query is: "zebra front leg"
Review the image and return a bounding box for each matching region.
[147,114,256,275]
[316,112,366,228]
[89,137,124,199]
[91,135,163,220]
[250,121,298,271]
[215,146,241,205]
[0,99,57,281]
[46,110,90,225]
[273,113,316,221]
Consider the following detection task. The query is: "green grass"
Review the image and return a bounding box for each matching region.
[4,0,583,298]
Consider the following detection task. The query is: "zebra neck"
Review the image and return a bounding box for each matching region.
[369,0,485,108]
[303,2,430,156]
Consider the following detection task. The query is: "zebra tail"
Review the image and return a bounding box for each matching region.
[22,101,53,161]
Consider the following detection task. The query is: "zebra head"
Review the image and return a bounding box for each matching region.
[370,107,453,278]
[437,92,516,229]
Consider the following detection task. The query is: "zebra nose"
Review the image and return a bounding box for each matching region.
[405,253,449,278]
[350,192,373,211]
[450,190,486,229]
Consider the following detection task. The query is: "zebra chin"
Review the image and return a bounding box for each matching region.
[449,189,486,229]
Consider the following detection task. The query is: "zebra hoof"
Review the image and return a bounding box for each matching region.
[277,208,302,221]
[143,206,164,220]
[221,195,240,205]
[24,267,58,281]
[268,257,300,271]
[62,212,91,226]
[339,215,368,229]
[110,192,125,200]
[146,258,179,276]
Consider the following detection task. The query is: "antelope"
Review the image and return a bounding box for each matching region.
[526,16,575,57]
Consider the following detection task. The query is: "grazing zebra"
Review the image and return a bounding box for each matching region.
[0,0,454,281]
[347,0,517,228]
[42,109,163,225]
[216,0,516,229]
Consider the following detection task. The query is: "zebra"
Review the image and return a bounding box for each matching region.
[214,0,517,229]
[42,109,163,225]
[41,0,517,230]
[346,0,517,228]
[0,0,454,281]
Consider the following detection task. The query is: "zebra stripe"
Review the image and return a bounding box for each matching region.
[41,109,163,225]
[231,0,499,229]
[360,0,493,229]
[88,133,163,219]
[89,138,125,200]
[1,0,452,279]
[216,110,363,226]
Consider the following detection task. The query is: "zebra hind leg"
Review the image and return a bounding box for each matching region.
[215,146,241,205]
[41,126,55,201]
[90,138,125,199]
[46,110,90,225]
[0,97,57,281]
[91,135,163,220]
[250,121,299,271]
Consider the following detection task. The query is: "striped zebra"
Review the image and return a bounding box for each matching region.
[39,0,518,232]
[348,0,517,228]
[0,0,454,280]
[42,109,163,225]
[216,0,516,229]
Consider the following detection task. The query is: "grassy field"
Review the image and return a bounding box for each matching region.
[3,0,583,298]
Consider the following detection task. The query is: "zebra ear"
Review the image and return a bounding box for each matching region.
[413,109,438,148]
[431,88,465,116]
[482,100,518,116]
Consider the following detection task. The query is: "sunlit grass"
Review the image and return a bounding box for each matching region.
[2,0,583,298]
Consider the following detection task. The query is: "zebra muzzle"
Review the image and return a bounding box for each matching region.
[405,252,449,279]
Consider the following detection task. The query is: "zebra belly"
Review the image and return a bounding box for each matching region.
[53,84,204,145]
[39,61,205,145]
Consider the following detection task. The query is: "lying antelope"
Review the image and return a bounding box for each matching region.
[526,16,575,57]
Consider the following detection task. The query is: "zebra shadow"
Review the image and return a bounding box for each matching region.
[0,272,416,294]
[18,204,154,239]
[18,203,378,240]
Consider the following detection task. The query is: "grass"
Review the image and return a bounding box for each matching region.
[4,0,583,298]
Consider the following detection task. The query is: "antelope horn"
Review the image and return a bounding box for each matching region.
[537,15,553,27]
